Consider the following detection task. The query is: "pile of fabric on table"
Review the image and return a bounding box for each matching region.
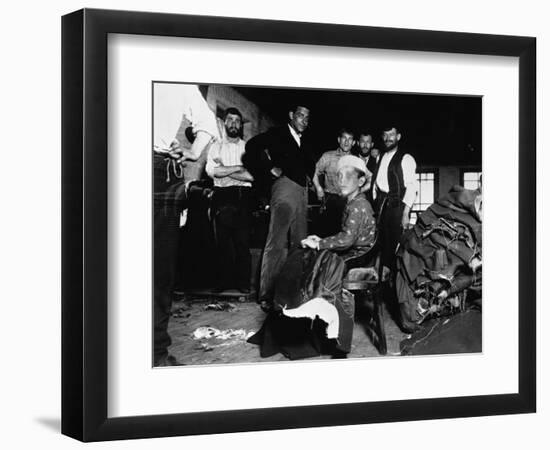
[396,185,482,328]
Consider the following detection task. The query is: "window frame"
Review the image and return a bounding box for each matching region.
[460,168,483,190]
[410,167,439,224]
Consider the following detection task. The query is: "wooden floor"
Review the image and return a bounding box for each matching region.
[167,294,408,366]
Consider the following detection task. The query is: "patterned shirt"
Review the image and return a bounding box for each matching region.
[315,148,351,194]
[318,193,376,255]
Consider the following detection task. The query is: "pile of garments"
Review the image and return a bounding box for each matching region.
[396,186,482,326]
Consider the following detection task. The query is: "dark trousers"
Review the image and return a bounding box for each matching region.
[319,192,346,237]
[378,197,405,272]
[213,186,252,290]
[260,176,308,302]
[153,210,181,364]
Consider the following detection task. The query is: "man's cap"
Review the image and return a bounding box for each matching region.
[337,155,368,174]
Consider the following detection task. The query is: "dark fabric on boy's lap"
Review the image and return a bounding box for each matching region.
[274,248,345,310]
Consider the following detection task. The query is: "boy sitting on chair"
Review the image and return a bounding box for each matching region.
[248,155,376,359]
[301,155,376,263]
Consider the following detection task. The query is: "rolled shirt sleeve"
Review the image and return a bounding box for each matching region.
[401,154,419,209]
[153,83,220,151]
[205,142,220,179]
[315,153,327,177]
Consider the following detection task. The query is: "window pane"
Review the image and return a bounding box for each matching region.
[412,170,436,214]
[462,171,482,190]
[421,180,434,205]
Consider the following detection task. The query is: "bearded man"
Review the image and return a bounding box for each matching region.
[206,107,254,293]
[371,125,418,272]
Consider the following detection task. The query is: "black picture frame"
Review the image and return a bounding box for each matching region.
[61,8,536,442]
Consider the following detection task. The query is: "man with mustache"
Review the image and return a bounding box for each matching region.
[357,131,380,177]
[372,125,418,274]
[356,131,380,204]
[206,107,254,293]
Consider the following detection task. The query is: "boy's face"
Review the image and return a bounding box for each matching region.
[337,166,364,197]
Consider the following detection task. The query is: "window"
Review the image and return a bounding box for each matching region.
[462,171,482,190]
[410,171,436,225]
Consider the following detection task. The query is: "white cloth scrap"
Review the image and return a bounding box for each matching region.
[281,297,339,339]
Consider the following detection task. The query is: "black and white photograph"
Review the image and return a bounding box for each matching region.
[2,0,543,446]
[153,82,482,367]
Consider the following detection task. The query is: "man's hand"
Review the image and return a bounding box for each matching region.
[316,187,325,201]
[228,166,254,182]
[271,167,283,178]
[166,139,182,158]
[301,237,320,250]
[213,165,243,179]
[401,205,411,230]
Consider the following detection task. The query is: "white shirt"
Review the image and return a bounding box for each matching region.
[205,139,251,188]
[374,148,418,208]
[153,83,220,151]
[288,124,301,147]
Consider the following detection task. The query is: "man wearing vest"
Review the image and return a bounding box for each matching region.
[372,125,418,273]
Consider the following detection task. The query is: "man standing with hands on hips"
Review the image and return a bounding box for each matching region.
[243,104,316,312]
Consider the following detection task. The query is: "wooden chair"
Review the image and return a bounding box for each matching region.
[342,241,388,355]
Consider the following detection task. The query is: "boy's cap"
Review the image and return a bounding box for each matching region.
[337,155,367,174]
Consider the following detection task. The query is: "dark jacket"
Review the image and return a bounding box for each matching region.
[396,186,482,323]
[243,125,316,196]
